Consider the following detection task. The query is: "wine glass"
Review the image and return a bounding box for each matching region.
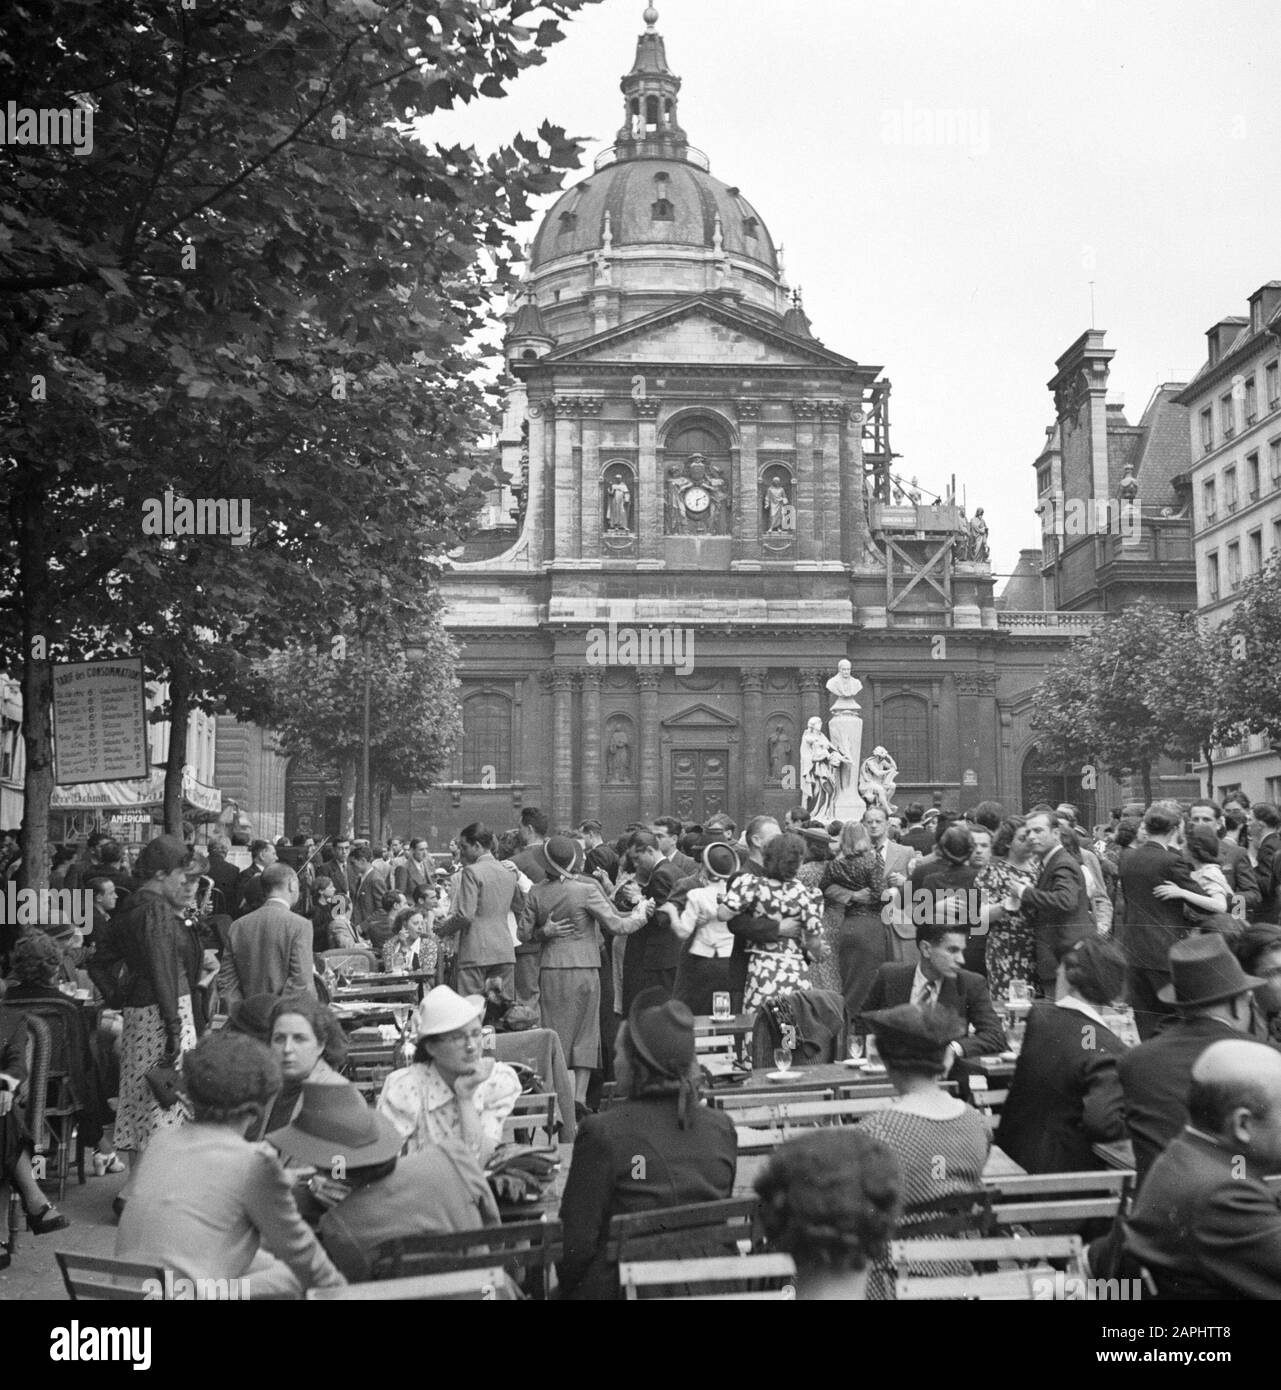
[772,1047,792,1074]
[846,1034,864,1064]
[865,1035,882,1069]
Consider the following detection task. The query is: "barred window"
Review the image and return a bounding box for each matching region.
[881,696,929,783]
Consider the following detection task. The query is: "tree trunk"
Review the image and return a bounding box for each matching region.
[1141,763,1153,806]
[163,661,192,837]
[339,753,358,838]
[1202,744,1215,801]
[378,783,393,845]
[17,484,53,892]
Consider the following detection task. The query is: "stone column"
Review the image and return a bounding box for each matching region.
[793,399,818,563]
[551,398,577,561]
[579,667,603,822]
[578,397,602,561]
[541,669,577,829]
[637,668,662,812]
[818,400,847,563]
[740,668,766,814]
[733,400,761,568]
[635,398,662,565]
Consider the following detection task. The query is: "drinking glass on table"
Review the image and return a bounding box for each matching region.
[712,991,732,1022]
[1009,979,1031,1006]
[864,1036,881,1068]
[772,1047,793,1074]
[846,1034,864,1064]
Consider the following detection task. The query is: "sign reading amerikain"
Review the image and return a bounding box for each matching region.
[51,658,149,784]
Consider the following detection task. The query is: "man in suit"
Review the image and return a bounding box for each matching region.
[218,863,315,1005]
[650,816,698,880]
[233,839,276,918]
[1012,809,1094,998]
[511,808,550,1005]
[394,837,433,900]
[997,937,1129,1173]
[1187,799,1259,917]
[619,830,682,1011]
[346,845,375,927]
[1117,804,1203,1037]
[1123,1039,1281,1299]
[858,920,1006,1066]
[900,803,934,856]
[1249,802,1281,924]
[433,822,521,998]
[864,806,913,882]
[1118,933,1265,1186]
[328,835,361,902]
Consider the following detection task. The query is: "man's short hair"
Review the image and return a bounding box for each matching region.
[1143,804,1182,836]
[84,874,115,899]
[969,800,1004,832]
[578,820,602,837]
[349,845,371,865]
[1253,803,1281,830]
[916,920,968,949]
[1055,803,1080,826]
[1188,798,1222,820]
[250,839,271,858]
[261,863,298,895]
[1188,1072,1271,1135]
[409,838,427,851]
[291,833,308,846]
[380,890,402,912]
[459,822,496,852]
[903,803,925,824]
[209,834,231,856]
[650,816,682,836]
[98,839,124,866]
[626,829,659,856]
[745,815,780,847]
[520,807,549,838]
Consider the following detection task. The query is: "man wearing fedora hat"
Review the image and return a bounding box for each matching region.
[1118,933,1271,1185]
[268,1082,505,1284]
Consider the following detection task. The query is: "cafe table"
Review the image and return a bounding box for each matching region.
[693,1012,756,1064]
[1092,1139,1136,1171]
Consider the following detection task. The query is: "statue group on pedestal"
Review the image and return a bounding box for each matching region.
[799,660,899,824]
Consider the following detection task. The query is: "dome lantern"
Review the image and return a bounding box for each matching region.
[615,5,689,162]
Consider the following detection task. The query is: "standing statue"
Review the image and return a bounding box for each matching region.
[767,721,792,781]
[762,476,792,533]
[606,723,633,782]
[966,507,989,563]
[605,474,632,532]
[857,746,899,816]
[800,716,850,823]
[704,461,730,532]
[825,659,866,820]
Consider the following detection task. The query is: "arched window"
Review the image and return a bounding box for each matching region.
[646,95,660,130]
[881,695,930,783]
[558,210,577,234]
[652,198,674,221]
[1021,745,1096,826]
[459,693,512,784]
[666,420,728,458]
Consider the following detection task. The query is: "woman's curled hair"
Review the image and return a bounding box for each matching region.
[183,1032,281,1122]
[756,1129,902,1273]
[268,993,349,1070]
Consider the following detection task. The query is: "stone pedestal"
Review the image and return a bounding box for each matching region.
[829,710,866,821]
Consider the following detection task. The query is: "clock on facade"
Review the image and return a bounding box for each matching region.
[682,486,711,514]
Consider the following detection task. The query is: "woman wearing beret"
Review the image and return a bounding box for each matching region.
[857,1003,991,1299]
[557,989,737,1300]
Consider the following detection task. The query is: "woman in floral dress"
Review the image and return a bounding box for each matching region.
[975,817,1040,1001]
[719,832,825,1010]
[797,827,842,993]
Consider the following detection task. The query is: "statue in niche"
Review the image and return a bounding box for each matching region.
[964,507,989,563]
[605,720,633,782]
[767,721,792,782]
[800,716,850,823]
[858,746,899,816]
[665,454,731,534]
[604,469,633,532]
[762,470,794,533]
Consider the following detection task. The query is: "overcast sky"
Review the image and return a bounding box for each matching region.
[424,0,1281,583]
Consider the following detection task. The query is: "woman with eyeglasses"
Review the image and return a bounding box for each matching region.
[976,816,1040,1002]
[376,986,520,1164]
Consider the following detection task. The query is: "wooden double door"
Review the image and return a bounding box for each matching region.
[669,748,730,824]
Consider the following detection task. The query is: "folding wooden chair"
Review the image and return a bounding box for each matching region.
[609,1196,762,1266]
[892,1234,1085,1300]
[501,1092,558,1148]
[731,1096,893,1152]
[984,1170,1134,1230]
[370,1218,561,1297]
[620,1252,796,1300]
[56,1252,169,1301]
[900,1188,995,1238]
[307,1266,507,1300]
[709,1087,838,1110]
[321,947,379,976]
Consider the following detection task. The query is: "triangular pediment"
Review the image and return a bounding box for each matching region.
[544,296,862,370]
[661,702,739,730]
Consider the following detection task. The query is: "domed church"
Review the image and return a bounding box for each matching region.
[413,7,1073,836]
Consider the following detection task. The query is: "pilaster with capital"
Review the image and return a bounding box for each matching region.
[735,407,761,563]
[579,668,604,821]
[739,668,767,812]
[552,403,578,562]
[792,400,818,561]
[817,402,847,562]
[636,400,662,563]
[798,668,826,730]
[637,668,662,811]
[540,669,578,828]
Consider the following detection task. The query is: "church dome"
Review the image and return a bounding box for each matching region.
[528,6,780,279]
[530,158,778,274]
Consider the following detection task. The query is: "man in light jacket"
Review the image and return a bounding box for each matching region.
[219,864,315,1005]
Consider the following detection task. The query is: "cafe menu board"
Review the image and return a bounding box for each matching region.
[52,658,149,785]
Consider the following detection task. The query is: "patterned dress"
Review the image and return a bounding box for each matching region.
[721,872,824,1011]
[858,1103,993,1300]
[977,857,1040,1002]
[799,861,842,993]
[376,1059,521,1165]
[113,996,198,1152]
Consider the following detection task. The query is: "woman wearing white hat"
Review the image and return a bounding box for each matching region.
[376,986,521,1165]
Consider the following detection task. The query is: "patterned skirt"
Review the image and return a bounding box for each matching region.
[745,944,812,1012]
[114,997,197,1153]
[985,915,1039,1002]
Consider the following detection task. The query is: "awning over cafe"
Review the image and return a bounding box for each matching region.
[51,766,222,815]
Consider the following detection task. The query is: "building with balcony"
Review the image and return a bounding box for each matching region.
[1174,280,1281,801]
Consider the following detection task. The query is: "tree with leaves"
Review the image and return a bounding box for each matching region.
[1030,605,1231,804]
[1219,554,1281,759]
[0,0,596,886]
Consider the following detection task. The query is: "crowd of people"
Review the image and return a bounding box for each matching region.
[1,787,1280,1298]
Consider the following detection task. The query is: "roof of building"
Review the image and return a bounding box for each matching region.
[996,549,1044,609]
[1113,384,1191,505]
